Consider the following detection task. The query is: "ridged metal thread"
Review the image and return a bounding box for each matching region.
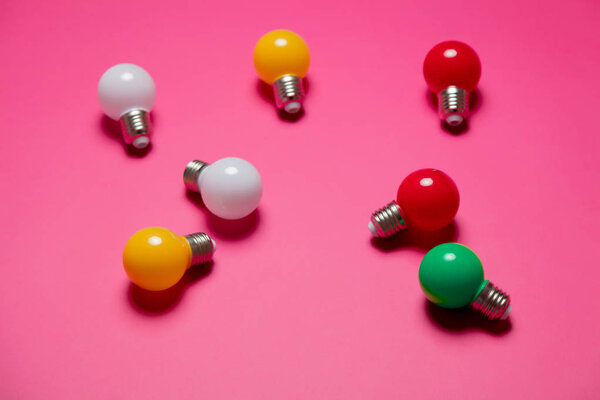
[438,86,468,125]
[183,160,209,192]
[471,281,511,320]
[370,201,407,238]
[119,109,152,144]
[184,232,214,266]
[272,75,304,112]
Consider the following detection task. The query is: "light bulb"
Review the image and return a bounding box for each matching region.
[419,243,511,320]
[97,63,156,149]
[123,227,215,291]
[183,158,263,220]
[369,169,459,238]
[423,41,481,126]
[253,29,310,114]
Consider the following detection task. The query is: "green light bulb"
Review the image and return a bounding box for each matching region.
[419,243,511,320]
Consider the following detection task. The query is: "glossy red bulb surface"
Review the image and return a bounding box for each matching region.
[396,169,459,231]
[423,41,481,92]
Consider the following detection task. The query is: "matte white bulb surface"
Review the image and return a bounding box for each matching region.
[97,63,156,120]
[198,157,263,220]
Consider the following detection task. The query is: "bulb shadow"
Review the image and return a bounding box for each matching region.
[255,78,309,122]
[185,189,207,209]
[370,221,459,253]
[207,210,260,240]
[256,79,274,103]
[425,89,482,135]
[277,106,305,122]
[126,262,213,316]
[185,190,261,240]
[99,114,153,157]
[424,299,512,335]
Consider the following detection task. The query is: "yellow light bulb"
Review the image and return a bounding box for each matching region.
[123,227,215,291]
[253,29,310,113]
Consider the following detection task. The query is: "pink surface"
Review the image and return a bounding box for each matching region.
[1,0,599,398]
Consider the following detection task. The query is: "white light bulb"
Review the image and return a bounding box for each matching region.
[183,158,263,220]
[97,63,156,149]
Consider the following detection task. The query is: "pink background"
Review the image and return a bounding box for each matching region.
[1,0,599,398]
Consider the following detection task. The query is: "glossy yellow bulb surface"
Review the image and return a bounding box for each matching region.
[123,227,192,291]
[253,29,310,84]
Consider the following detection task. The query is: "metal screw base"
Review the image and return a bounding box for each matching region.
[370,201,408,238]
[438,86,468,126]
[119,109,152,148]
[272,75,305,113]
[184,232,215,266]
[183,160,210,192]
[471,280,511,320]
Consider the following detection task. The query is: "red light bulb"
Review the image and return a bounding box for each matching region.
[423,41,481,126]
[369,169,459,238]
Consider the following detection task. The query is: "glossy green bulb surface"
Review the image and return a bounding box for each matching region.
[419,243,486,308]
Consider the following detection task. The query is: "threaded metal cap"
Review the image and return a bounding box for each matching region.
[184,232,215,266]
[119,109,152,148]
[273,75,305,113]
[471,280,511,320]
[369,201,408,238]
[183,160,209,192]
[438,86,468,126]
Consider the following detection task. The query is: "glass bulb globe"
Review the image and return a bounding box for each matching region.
[419,243,485,308]
[253,30,310,84]
[198,157,263,220]
[97,63,156,120]
[123,227,191,291]
[396,169,459,231]
[423,41,481,93]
